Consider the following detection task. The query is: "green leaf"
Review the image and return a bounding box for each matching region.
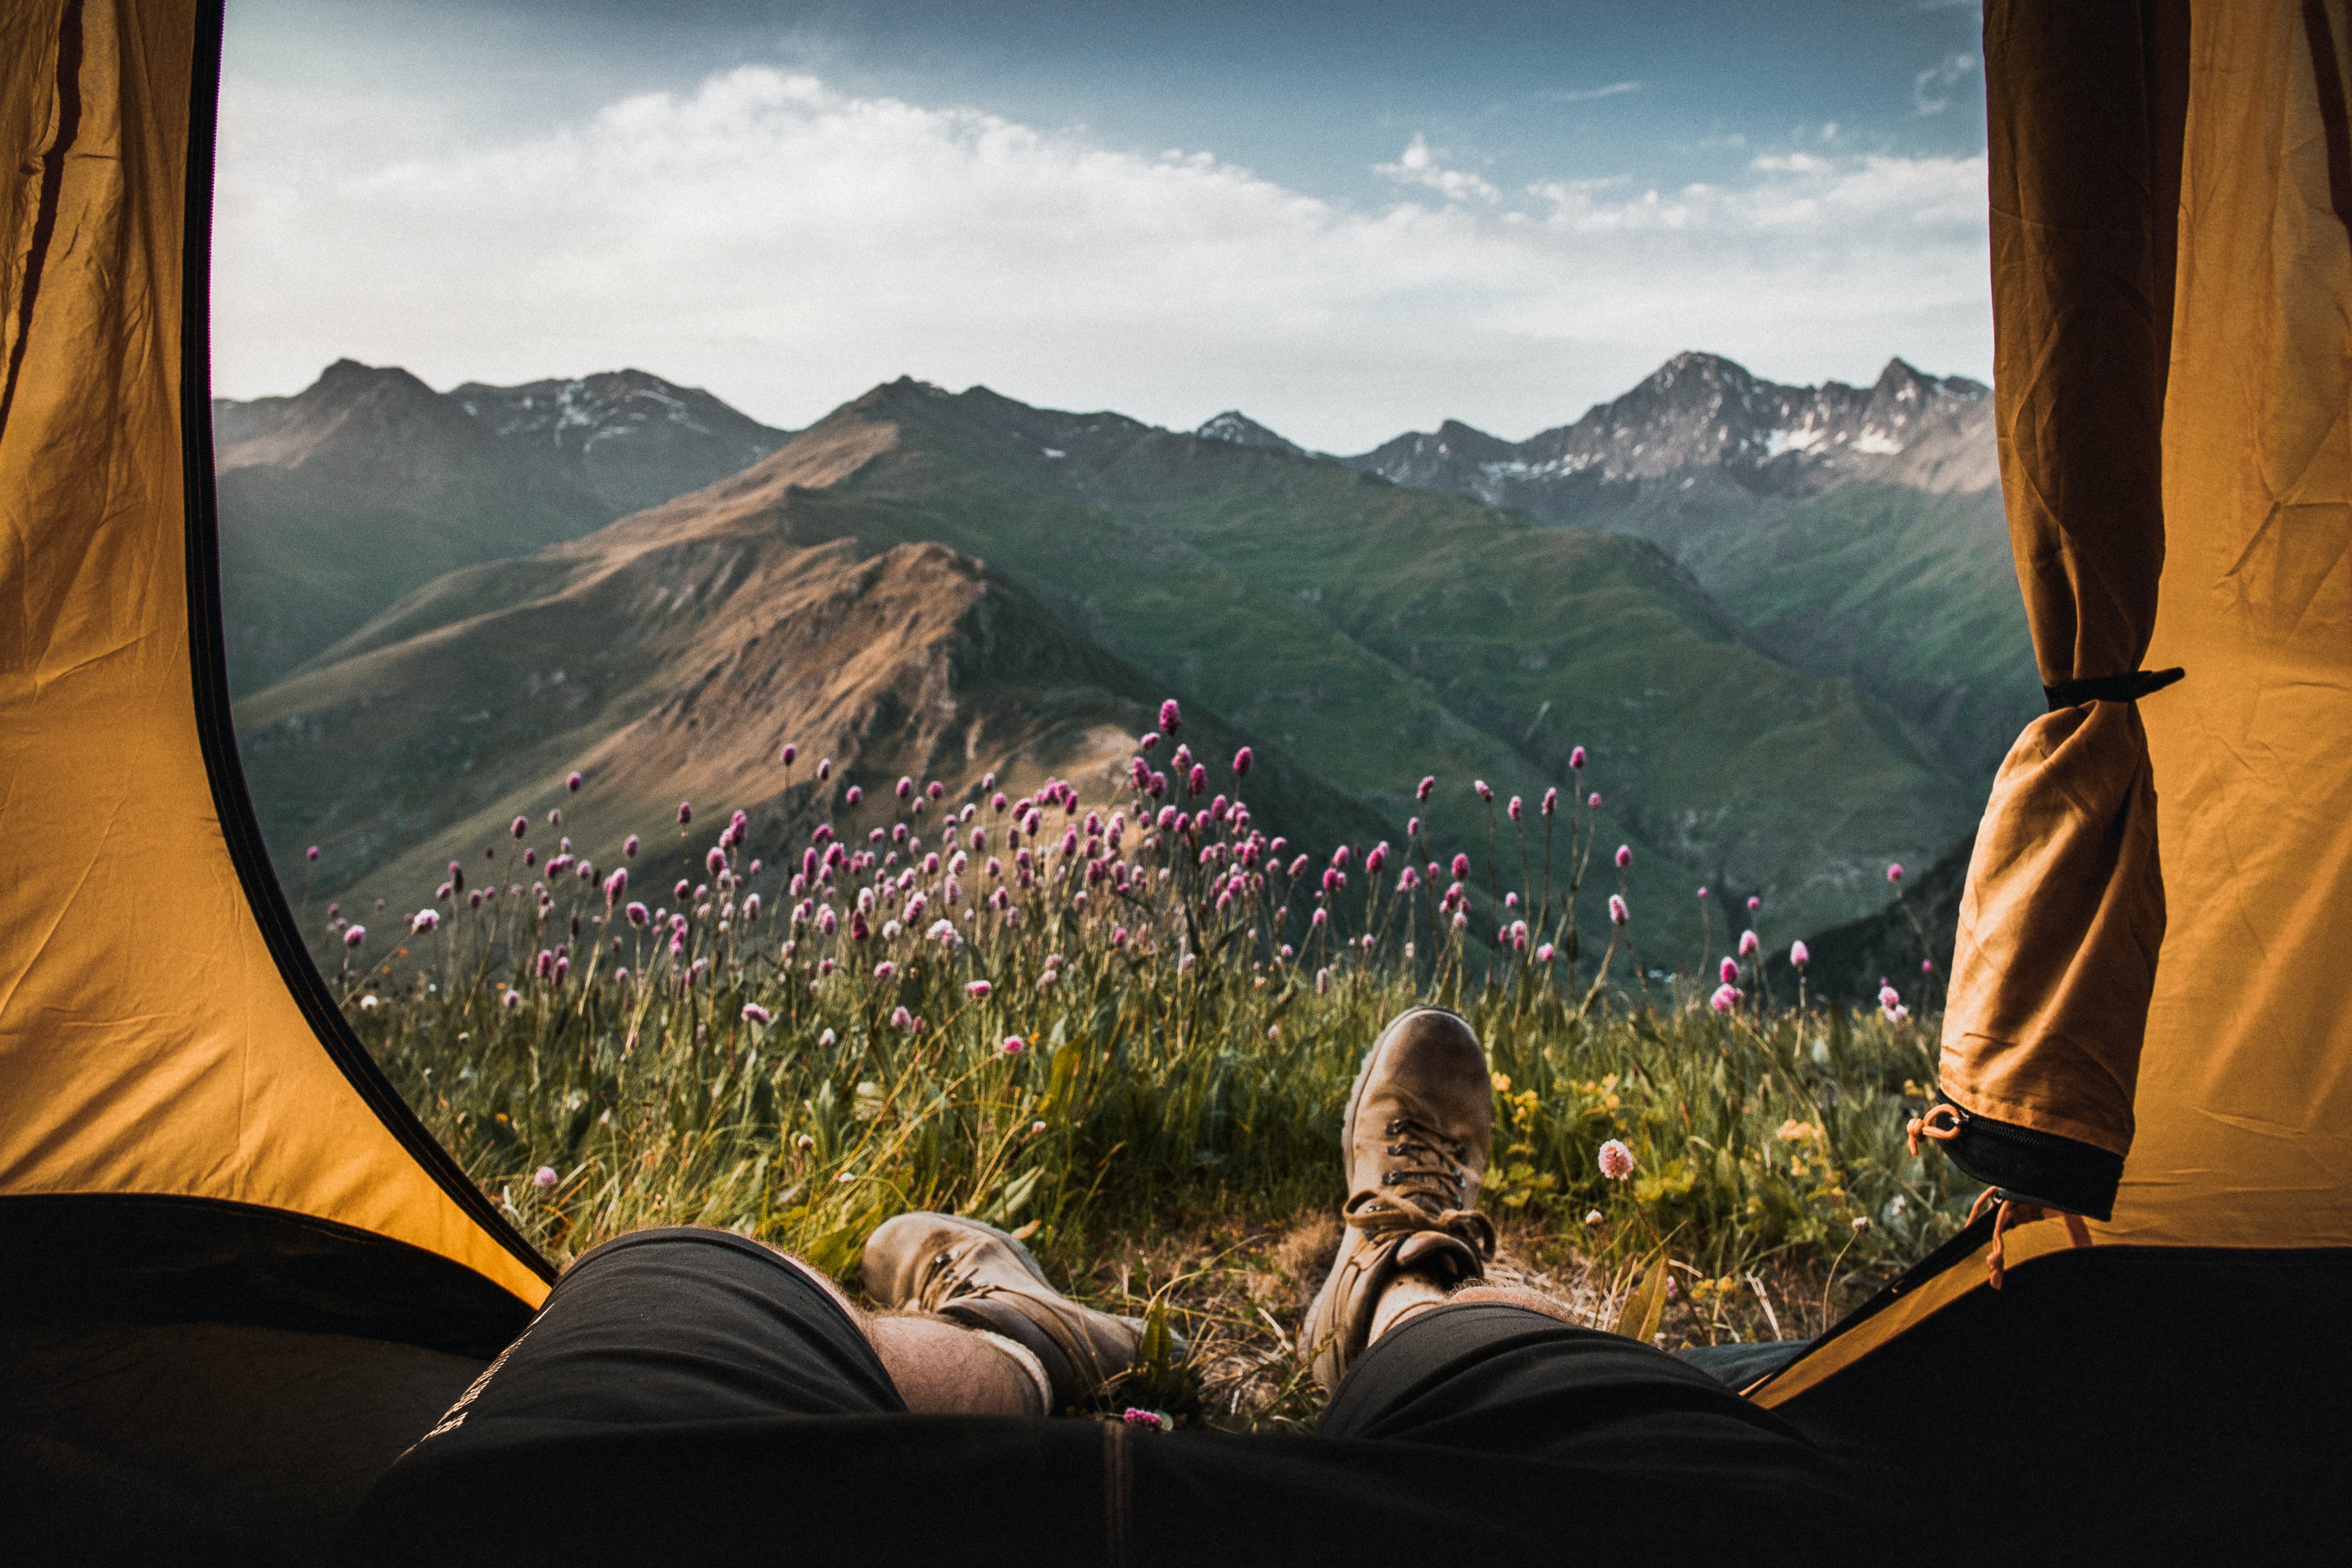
[1612,1250,1670,1344]
[1139,1297,1171,1370]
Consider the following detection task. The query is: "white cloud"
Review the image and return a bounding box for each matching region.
[212,66,1991,451]
[1372,133,1502,203]
[1546,81,1643,104]
[1913,52,1977,115]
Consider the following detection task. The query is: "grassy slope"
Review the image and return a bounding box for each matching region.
[1585,479,2037,784]
[774,390,1974,947]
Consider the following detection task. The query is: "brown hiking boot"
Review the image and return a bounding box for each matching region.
[862,1212,1153,1411]
[1302,1006,1497,1392]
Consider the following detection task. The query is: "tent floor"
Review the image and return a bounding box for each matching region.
[4,1322,483,1566]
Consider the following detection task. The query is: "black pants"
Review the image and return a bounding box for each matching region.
[338,1228,1874,1566]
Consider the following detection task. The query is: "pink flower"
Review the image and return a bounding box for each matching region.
[1791,940,1810,968]
[533,1167,559,1190]
[1001,1034,1026,1056]
[512,816,530,839]
[305,845,320,862]
[626,902,650,927]
[1696,886,1708,900]
[1536,942,1555,962]
[1417,775,1435,802]
[1615,844,1632,869]
[1879,983,1902,1008]
[1121,1408,1170,1431]
[1541,787,1557,817]
[1232,745,1253,778]
[566,771,583,792]
[874,960,896,980]
[622,834,639,858]
[677,802,693,825]
[1598,1139,1636,1180]
[1451,852,1471,879]
[1159,698,1182,736]
[780,744,797,765]
[890,1005,915,1032]
[1508,795,1523,821]
[343,925,366,948]
[1474,779,1493,802]
[1569,745,1587,770]
[897,776,914,801]
[1139,733,1160,752]
[966,980,992,999]
[1364,845,1386,874]
[816,757,833,780]
[1739,929,1760,957]
[1747,895,1761,912]
[1922,958,1935,974]
[410,909,439,934]
[548,809,562,827]
[1608,894,1629,926]
[1720,956,1740,984]
[741,1002,772,1024]
[1587,792,1601,809]
[845,786,864,807]
[1887,863,1904,884]
[1406,815,1420,838]
[604,870,628,904]
[1711,983,1741,1013]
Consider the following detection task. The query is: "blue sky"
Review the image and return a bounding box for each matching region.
[215,0,1991,449]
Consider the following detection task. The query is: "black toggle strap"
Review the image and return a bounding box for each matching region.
[2044,666,2184,711]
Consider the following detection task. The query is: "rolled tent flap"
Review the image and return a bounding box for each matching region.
[0,0,548,1344]
[1930,0,2190,1221]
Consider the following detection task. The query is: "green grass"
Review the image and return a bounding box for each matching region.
[343,757,1976,1426]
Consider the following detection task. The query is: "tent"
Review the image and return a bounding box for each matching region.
[2,4,548,1559]
[2,0,2345,1560]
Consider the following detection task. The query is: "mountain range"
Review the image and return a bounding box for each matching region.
[214,362,790,694]
[220,355,2024,977]
[1327,354,2028,781]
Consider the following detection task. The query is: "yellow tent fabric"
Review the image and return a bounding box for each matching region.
[1759,0,2352,1407]
[0,0,546,1313]
[2119,0,2352,1249]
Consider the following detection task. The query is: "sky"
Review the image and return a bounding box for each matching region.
[213,0,1992,452]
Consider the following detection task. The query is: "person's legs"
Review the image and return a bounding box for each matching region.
[337,1227,1116,1568]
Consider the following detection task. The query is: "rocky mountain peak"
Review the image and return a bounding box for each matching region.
[1345,349,1997,504]
[1195,411,1303,455]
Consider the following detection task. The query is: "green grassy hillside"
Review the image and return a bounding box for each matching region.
[763,383,1976,945]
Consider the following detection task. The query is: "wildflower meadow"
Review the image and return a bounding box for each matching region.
[324,701,1973,1426]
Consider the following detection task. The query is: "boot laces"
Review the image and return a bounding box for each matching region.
[1376,1114,1471,1212]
